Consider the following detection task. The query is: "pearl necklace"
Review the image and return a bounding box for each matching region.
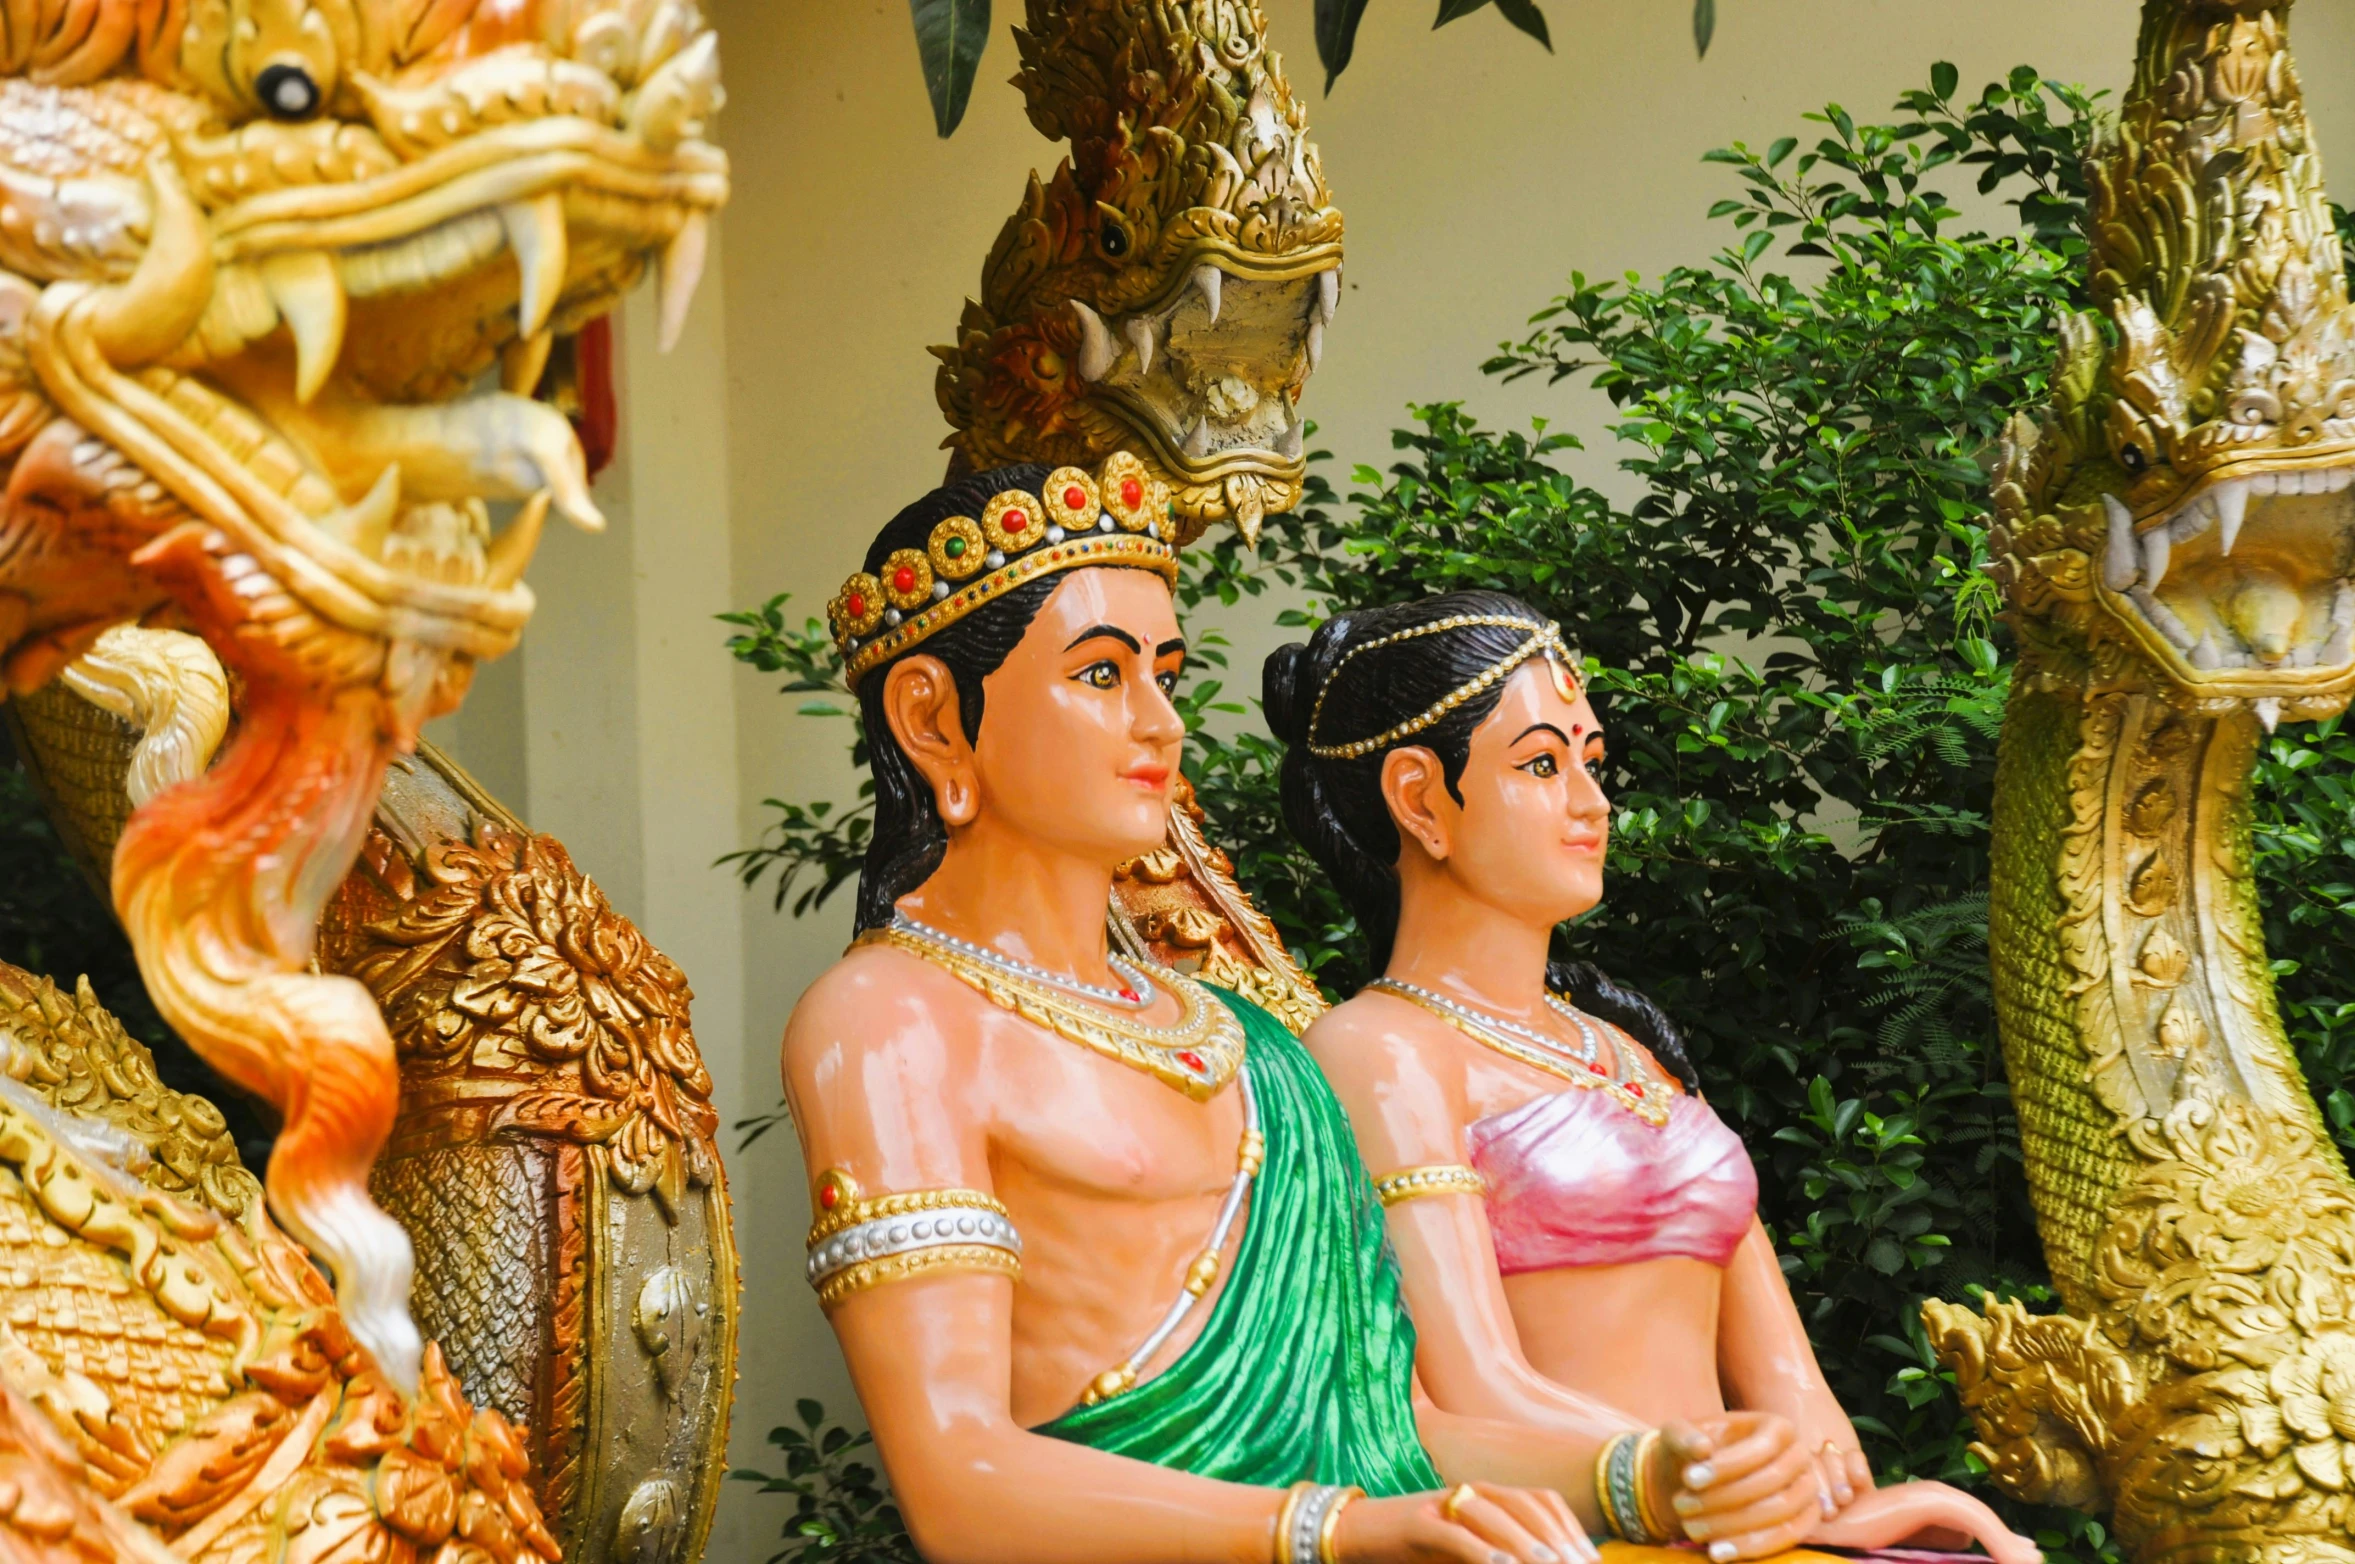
[1368,978,1670,1127]
[890,912,1158,1008]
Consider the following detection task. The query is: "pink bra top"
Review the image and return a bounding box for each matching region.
[1467,1087,1757,1272]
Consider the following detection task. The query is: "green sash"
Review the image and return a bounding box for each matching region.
[1036,988,1443,1497]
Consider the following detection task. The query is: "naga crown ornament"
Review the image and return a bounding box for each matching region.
[831,451,1179,687]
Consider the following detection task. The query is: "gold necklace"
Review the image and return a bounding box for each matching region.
[1369,979,1671,1127]
[860,922,1246,1100]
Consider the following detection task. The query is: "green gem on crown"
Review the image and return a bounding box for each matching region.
[944,537,967,558]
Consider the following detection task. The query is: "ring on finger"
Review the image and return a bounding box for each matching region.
[1441,1484,1478,1524]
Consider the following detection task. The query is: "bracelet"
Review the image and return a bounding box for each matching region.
[1318,1487,1362,1564]
[1371,1164,1486,1207]
[1593,1434,1630,1541]
[1631,1428,1672,1544]
[1275,1483,1357,1564]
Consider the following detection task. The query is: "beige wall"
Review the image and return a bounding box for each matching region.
[428,2,2355,1557]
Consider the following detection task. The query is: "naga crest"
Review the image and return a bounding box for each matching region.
[933,0,1342,544]
[1989,0,2355,728]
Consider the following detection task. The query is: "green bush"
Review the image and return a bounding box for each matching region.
[729,63,2355,1564]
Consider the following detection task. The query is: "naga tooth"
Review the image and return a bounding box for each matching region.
[1071,300,1115,382]
[2102,493,2138,591]
[317,464,402,559]
[1305,318,1325,375]
[1182,416,1213,459]
[1316,268,1340,325]
[1276,416,1304,459]
[2132,587,2197,649]
[502,330,554,396]
[261,252,348,405]
[1190,263,1222,326]
[2191,634,2222,670]
[657,209,708,353]
[485,490,551,589]
[2172,494,2215,544]
[2142,524,2171,592]
[1123,315,1156,376]
[2212,478,2249,556]
[2255,697,2283,734]
[2329,466,2355,492]
[501,193,568,339]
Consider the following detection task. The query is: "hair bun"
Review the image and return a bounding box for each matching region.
[1263,642,1314,744]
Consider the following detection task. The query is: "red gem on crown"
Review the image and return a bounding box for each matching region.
[1587,1061,1607,1075]
[845,593,867,619]
[1064,485,1088,510]
[818,1183,841,1210]
[1628,1084,1646,1098]
[891,566,917,593]
[1121,478,1144,508]
[1005,510,1030,534]
[1177,1050,1206,1073]
[1120,987,1141,1003]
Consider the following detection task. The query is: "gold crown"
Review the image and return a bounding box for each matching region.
[832,452,1180,689]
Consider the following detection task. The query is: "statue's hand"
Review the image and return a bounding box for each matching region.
[1334,1484,1598,1564]
[1805,1481,2040,1564]
[1809,1437,1871,1518]
[1652,1414,1823,1560]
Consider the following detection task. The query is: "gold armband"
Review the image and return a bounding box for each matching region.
[804,1170,1022,1308]
[1372,1164,1486,1207]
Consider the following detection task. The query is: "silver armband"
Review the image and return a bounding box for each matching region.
[804,1170,1022,1309]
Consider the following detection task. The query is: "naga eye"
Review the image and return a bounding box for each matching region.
[257,62,323,120]
[1099,221,1130,258]
[2119,443,2149,476]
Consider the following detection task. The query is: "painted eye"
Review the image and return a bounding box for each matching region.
[1521,754,1560,779]
[256,62,322,120]
[1078,661,1120,690]
[1156,671,1179,698]
[2119,442,2148,476]
[1100,221,1130,258]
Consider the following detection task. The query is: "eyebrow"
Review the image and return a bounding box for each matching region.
[1065,624,1142,654]
[1513,723,1574,747]
[1155,636,1188,660]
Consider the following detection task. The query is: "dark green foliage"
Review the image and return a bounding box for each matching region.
[731,1400,917,1564]
[906,0,991,137]
[726,60,2355,1564]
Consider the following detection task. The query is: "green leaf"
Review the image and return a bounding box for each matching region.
[1692,0,1716,56]
[1316,0,1372,89]
[906,0,989,137]
[1493,0,1552,49]
[1434,0,1491,24]
[1931,60,1959,100]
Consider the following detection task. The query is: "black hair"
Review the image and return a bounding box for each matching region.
[850,463,1164,933]
[1264,590,1700,1092]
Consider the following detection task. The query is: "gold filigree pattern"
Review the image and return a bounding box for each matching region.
[1937,6,2355,1558]
[933,0,1343,543]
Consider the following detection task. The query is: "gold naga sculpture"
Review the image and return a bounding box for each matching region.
[1924,3,2355,1559]
[936,0,1333,1020]
[933,0,1343,544]
[0,0,737,1560]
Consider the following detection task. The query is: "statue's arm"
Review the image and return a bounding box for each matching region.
[1715,1224,1861,1464]
[1301,1009,1638,1469]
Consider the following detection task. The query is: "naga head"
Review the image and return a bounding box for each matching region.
[1991,0,2355,728]
[934,0,1341,545]
[0,0,725,713]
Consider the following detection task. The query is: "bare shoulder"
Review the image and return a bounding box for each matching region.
[783,941,996,1187]
[1303,989,1466,1102]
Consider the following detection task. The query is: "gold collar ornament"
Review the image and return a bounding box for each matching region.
[860,914,1245,1099]
[831,451,1181,690]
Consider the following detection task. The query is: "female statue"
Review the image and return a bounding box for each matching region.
[782,463,1827,1564]
[1263,592,2042,1564]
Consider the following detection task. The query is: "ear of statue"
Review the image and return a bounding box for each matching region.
[882,655,978,827]
[1382,746,1452,865]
